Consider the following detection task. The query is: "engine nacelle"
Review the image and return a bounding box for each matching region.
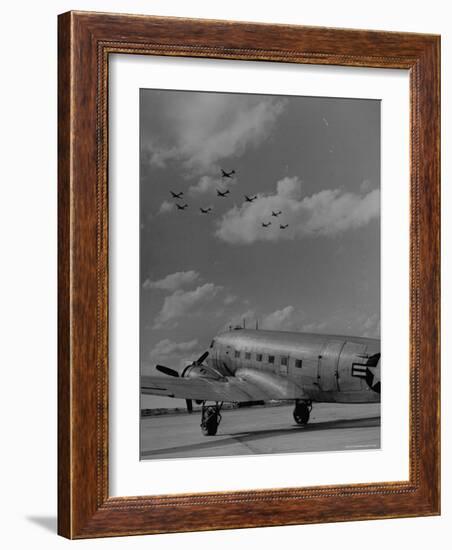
[181,364,223,380]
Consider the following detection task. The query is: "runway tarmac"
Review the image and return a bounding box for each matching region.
[140,402,380,460]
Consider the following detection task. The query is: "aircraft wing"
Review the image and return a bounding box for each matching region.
[141,368,308,403]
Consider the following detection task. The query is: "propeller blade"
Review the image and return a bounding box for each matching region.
[186,399,193,413]
[156,364,179,377]
[195,351,209,365]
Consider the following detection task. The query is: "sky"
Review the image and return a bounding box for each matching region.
[139,88,380,406]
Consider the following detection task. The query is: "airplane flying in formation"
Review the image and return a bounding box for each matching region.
[217,189,230,197]
[200,207,212,214]
[272,210,282,217]
[262,222,271,227]
[170,191,184,199]
[142,327,381,436]
[221,169,236,178]
[280,224,289,229]
[176,203,188,210]
[244,195,257,202]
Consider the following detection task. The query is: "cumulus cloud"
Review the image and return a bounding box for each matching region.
[144,95,287,176]
[261,306,298,330]
[143,270,200,292]
[223,306,301,332]
[277,176,303,200]
[158,200,175,214]
[154,283,222,328]
[223,294,237,306]
[222,309,256,331]
[215,176,380,244]
[150,338,199,359]
[300,312,379,338]
[300,320,328,333]
[360,179,373,193]
[360,313,380,338]
[149,338,202,368]
[260,306,337,333]
[221,304,379,338]
[188,175,237,196]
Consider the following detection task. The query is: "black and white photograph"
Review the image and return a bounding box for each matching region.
[139,88,381,460]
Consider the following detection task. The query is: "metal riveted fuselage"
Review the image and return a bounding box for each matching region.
[207,329,380,403]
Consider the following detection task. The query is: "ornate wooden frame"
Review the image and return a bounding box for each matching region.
[58,11,440,539]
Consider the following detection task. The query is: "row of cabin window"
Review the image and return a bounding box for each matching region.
[233,350,302,368]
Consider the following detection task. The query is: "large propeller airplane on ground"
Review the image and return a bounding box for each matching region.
[142,327,381,436]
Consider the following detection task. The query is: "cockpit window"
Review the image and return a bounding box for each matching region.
[268,355,275,364]
[245,352,251,360]
[234,350,240,358]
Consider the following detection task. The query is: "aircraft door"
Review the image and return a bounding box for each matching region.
[279,356,289,376]
[217,343,235,374]
[318,340,345,392]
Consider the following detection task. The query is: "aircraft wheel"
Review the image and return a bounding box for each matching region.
[201,405,221,436]
[293,402,310,425]
[201,411,219,436]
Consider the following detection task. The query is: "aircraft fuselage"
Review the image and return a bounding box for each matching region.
[205,328,380,404]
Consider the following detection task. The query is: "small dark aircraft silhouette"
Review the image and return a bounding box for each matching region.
[176,203,188,210]
[221,169,236,178]
[272,210,282,217]
[280,223,289,229]
[200,207,212,214]
[244,195,257,202]
[217,189,230,197]
[170,191,183,199]
[262,222,271,227]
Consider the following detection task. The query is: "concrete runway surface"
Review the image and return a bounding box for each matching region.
[140,402,380,460]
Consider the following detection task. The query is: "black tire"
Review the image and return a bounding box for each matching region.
[293,404,310,425]
[201,413,218,436]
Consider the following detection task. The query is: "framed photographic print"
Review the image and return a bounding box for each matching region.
[58,11,440,538]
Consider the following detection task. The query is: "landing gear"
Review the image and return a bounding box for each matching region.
[293,400,312,425]
[201,402,223,436]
